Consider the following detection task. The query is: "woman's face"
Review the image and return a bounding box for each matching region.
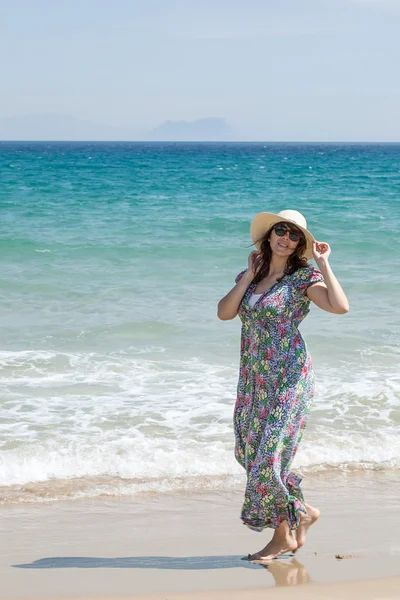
[269,222,302,257]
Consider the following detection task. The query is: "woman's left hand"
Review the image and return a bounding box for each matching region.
[312,240,331,262]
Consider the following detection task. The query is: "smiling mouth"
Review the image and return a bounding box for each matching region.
[277,242,289,248]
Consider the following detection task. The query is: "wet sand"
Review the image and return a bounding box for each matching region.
[1,471,399,599]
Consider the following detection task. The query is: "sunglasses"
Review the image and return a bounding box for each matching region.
[273,223,302,242]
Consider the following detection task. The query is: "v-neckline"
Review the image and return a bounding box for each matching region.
[249,276,286,308]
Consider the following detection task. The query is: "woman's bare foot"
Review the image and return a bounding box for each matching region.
[249,522,298,562]
[295,504,320,551]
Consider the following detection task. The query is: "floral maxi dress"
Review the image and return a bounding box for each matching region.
[234,266,324,532]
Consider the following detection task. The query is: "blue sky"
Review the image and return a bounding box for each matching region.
[1,0,400,140]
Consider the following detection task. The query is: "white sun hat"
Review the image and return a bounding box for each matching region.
[250,209,315,260]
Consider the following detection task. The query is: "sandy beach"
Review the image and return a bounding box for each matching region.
[127,578,400,599]
[1,471,399,599]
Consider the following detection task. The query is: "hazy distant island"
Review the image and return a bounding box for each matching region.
[0,114,233,142]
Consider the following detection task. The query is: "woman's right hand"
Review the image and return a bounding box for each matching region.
[247,251,260,277]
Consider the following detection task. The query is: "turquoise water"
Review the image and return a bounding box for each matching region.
[0,142,399,502]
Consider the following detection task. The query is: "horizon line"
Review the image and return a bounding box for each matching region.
[1,139,400,144]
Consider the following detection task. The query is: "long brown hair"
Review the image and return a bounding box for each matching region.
[252,222,308,284]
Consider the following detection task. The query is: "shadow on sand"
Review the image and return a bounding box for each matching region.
[13,555,310,585]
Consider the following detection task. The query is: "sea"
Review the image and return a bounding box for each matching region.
[0,141,399,504]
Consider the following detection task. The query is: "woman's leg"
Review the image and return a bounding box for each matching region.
[242,370,319,555]
[295,504,320,551]
[280,399,320,551]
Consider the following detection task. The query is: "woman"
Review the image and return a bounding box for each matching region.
[217,209,349,561]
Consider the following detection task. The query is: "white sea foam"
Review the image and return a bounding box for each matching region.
[0,348,398,502]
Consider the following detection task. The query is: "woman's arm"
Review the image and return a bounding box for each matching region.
[217,252,258,320]
[306,241,349,315]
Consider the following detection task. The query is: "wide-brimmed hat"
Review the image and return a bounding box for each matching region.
[250,209,315,260]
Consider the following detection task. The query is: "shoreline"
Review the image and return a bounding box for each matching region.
[1,471,399,599]
[1,466,398,506]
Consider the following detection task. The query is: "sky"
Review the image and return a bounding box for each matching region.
[1,0,400,141]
